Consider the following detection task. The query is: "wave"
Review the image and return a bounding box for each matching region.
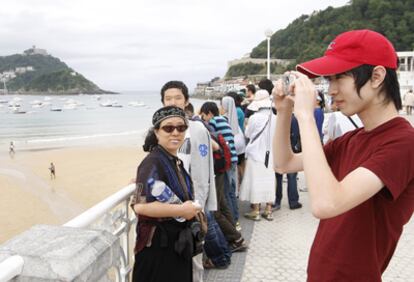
[26,130,146,144]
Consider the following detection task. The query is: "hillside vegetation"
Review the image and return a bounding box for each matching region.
[226,0,414,77]
[0,53,113,94]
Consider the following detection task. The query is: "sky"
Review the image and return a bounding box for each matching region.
[0,0,349,92]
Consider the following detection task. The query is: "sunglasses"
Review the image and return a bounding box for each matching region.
[160,124,188,133]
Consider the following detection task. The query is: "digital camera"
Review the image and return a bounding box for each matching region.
[282,73,295,96]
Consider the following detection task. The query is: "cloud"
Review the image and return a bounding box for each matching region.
[0,0,349,91]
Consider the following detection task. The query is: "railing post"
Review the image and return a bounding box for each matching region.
[0,255,24,282]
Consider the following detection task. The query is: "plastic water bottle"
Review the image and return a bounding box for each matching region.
[148,178,185,222]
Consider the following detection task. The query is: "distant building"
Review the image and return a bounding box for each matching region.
[15,67,26,74]
[1,71,16,80]
[15,66,34,74]
[23,45,48,56]
[398,51,414,93]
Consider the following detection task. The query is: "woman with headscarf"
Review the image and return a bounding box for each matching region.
[221,96,246,171]
[131,106,202,282]
[221,96,246,230]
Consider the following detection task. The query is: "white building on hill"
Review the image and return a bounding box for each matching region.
[23,45,48,56]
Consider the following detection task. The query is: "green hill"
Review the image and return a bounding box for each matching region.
[227,0,414,77]
[0,51,114,94]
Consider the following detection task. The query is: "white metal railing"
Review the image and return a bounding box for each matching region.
[0,183,137,282]
[64,183,137,282]
[0,256,24,282]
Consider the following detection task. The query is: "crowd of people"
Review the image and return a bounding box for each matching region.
[130,29,414,282]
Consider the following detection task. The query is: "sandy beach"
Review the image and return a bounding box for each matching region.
[0,145,145,243]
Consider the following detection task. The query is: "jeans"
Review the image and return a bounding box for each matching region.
[224,163,239,222]
[203,211,232,267]
[275,172,299,206]
[214,173,241,243]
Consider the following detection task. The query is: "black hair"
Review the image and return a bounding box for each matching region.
[200,102,219,116]
[184,103,194,117]
[317,90,325,109]
[246,84,256,94]
[258,79,274,95]
[160,80,189,103]
[343,64,401,110]
[226,91,243,107]
[143,126,159,152]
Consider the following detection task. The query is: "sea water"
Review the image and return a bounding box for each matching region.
[0,91,207,153]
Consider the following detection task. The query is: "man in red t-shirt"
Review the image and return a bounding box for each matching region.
[272,29,414,281]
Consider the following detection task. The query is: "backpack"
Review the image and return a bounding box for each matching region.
[211,132,232,174]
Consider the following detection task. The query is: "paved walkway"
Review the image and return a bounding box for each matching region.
[206,115,414,282]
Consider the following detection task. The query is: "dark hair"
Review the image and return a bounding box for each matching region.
[184,103,194,117]
[143,127,159,152]
[342,64,401,110]
[225,91,243,107]
[200,102,219,116]
[317,90,325,109]
[160,80,189,103]
[246,84,256,94]
[258,79,274,95]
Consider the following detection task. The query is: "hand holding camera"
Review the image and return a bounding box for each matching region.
[271,72,296,112]
[282,73,296,96]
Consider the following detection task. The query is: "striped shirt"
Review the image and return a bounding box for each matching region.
[209,116,238,163]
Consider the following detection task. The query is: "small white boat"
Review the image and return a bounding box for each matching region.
[8,100,21,107]
[128,101,145,107]
[63,104,77,110]
[30,100,42,105]
[100,100,122,107]
[50,107,63,112]
[11,107,26,114]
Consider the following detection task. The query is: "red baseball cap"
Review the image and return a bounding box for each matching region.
[296,29,398,78]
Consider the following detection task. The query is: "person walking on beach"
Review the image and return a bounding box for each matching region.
[131,106,202,282]
[160,81,217,282]
[273,29,414,281]
[49,162,56,179]
[9,141,15,158]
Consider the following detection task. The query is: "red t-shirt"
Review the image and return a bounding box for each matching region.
[308,117,414,282]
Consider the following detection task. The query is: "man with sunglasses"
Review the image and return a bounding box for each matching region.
[273,30,414,281]
[160,80,218,280]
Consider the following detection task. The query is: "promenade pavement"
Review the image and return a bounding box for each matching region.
[206,114,414,282]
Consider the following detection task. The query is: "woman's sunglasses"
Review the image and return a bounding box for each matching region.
[160,124,188,133]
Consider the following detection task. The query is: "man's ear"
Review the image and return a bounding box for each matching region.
[371,66,386,89]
